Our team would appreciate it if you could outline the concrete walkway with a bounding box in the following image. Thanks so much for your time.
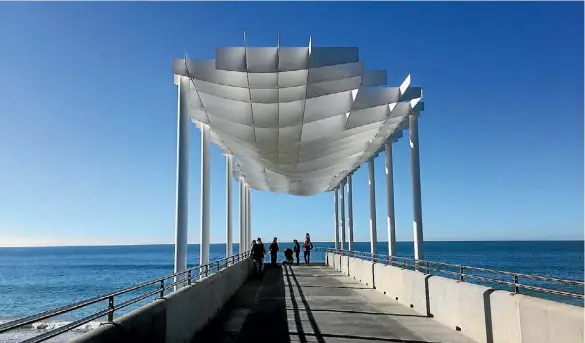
[192,264,477,343]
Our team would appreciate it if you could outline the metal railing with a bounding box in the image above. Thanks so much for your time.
[0,251,251,343]
[324,248,584,302]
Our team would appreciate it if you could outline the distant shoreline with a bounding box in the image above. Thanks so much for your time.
[1,239,583,248]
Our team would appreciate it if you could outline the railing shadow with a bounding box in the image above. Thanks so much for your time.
[285,264,326,343]
[284,265,439,343]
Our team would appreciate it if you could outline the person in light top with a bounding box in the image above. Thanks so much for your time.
[303,233,314,266]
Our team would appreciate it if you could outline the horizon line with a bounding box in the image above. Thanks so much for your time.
[0,238,583,248]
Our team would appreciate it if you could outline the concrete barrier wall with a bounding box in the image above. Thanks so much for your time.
[348,257,374,288]
[334,256,584,343]
[428,276,491,343]
[489,290,523,343]
[326,252,335,268]
[489,289,584,343]
[373,263,403,300]
[340,255,349,275]
[517,293,583,343]
[69,259,252,343]
[371,263,429,315]
[334,254,343,272]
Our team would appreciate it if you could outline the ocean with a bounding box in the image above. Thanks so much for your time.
[0,241,583,343]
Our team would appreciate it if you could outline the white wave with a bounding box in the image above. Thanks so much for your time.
[0,319,102,334]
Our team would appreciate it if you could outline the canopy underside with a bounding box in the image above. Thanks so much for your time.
[172,44,424,196]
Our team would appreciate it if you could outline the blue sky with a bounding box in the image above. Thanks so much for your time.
[0,2,582,246]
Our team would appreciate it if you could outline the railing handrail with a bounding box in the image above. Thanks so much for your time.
[322,248,584,300]
[0,251,251,342]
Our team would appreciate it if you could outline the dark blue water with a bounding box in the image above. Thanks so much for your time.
[0,241,582,342]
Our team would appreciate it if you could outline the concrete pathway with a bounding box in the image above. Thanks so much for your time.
[192,264,477,343]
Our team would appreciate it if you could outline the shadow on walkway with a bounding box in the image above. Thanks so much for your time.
[192,264,453,343]
[191,264,290,343]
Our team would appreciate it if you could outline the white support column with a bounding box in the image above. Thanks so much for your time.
[340,181,346,250]
[368,158,377,256]
[173,76,190,289]
[200,124,211,267]
[347,174,354,252]
[384,141,397,257]
[409,115,424,261]
[244,185,248,252]
[239,179,244,254]
[247,187,251,251]
[333,188,340,250]
[226,155,233,258]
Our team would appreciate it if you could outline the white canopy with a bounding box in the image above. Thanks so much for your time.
[172,44,424,196]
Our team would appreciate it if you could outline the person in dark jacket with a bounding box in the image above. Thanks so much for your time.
[269,237,279,266]
[252,238,265,273]
[293,239,301,266]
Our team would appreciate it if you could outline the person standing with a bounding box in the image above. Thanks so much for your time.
[269,237,279,266]
[303,233,313,266]
[252,238,265,274]
[293,239,301,266]
[257,238,266,271]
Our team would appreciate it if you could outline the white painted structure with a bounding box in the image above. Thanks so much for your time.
[225,155,233,257]
[170,38,425,287]
[346,173,354,252]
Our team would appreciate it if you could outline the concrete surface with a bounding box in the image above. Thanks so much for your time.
[517,292,584,343]
[193,263,477,343]
[348,257,374,288]
[372,263,430,316]
[427,276,491,343]
[68,259,251,343]
[340,255,349,276]
[331,253,585,343]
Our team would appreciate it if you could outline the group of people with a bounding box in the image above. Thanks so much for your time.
[250,233,314,274]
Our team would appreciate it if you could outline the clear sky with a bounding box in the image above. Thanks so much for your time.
[0,2,583,247]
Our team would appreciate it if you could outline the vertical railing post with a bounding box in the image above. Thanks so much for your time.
[187,270,192,285]
[205,265,209,278]
[426,262,430,275]
[159,280,165,298]
[513,275,519,294]
[107,296,114,322]
[459,267,464,282]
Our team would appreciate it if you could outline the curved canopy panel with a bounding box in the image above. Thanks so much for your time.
[172,43,424,196]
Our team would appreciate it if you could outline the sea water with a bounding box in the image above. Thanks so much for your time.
[0,241,583,342]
